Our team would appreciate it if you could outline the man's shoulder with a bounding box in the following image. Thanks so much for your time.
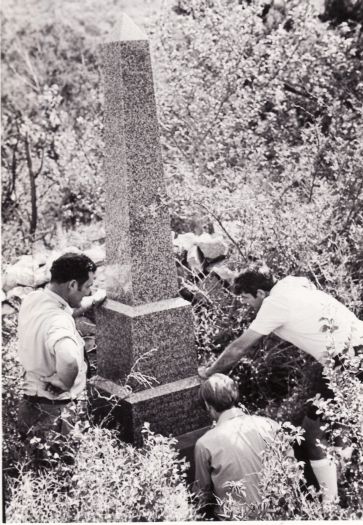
[20,289,72,323]
[250,415,279,433]
[272,276,316,296]
[196,425,220,449]
[19,288,47,314]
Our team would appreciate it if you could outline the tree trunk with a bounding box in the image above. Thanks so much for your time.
[24,134,37,236]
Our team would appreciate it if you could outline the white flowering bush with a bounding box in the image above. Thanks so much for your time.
[6,424,198,522]
[221,421,359,521]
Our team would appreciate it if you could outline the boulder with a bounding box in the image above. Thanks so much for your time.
[186,245,204,274]
[7,286,34,301]
[17,255,35,266]
[47,246,82,268]
[3,263,37,290]
[2,302,16,316]
[35,265,51,287]
[1,290,6,302]
[173,232,198,254]
[196,233,228,260]
[207,261,237,285]
[84,245,106,266]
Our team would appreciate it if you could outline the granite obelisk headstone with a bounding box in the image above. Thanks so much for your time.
[94,14,209,445]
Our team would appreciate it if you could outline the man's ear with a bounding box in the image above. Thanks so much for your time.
[68,279,78,292]
[256,289,268,299]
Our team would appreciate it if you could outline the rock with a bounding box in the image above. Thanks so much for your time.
[35,265,51,286]
[94,266,107,289]
[84,245,106,266]
[34,252,50,267]
[207,261,237,285]
[3,264,36,290]
[186,245,204,274]
[61,246,81,255]
[75,316,96,337]
[2,302,16,316]
[196,233,228,260]
[46,247,82,272]
[1,290,6,302]
[173,232,198,254]
[7,286,34,301]
[17,255,35,266]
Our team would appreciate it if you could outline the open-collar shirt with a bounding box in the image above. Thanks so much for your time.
[18,287,87,400]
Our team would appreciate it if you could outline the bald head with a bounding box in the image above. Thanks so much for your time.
[199,373,239,413]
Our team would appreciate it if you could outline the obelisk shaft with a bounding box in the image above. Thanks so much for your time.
[102,20,178,306]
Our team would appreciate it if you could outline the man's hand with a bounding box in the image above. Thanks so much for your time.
[40,373,70,396]
[91,289,107,307]
[73,289,107,318]
[198,366,211,380]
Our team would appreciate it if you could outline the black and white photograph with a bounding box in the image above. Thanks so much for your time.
[2,0,363,521]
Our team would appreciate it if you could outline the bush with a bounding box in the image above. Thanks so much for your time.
[5,425,198,522]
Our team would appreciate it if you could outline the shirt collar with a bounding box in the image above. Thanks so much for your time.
[216,406,246,426]
[44,286,73,315]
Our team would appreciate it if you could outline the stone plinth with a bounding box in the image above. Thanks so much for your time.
[96,297,197,384]
[92,376,211,446]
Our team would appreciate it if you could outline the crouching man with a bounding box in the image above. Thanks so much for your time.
[194,373,279,518]
[17,252,104,466]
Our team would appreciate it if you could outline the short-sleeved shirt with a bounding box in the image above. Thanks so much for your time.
[249,276,363,364]
[18,287,87,400]
[194,407,278,514]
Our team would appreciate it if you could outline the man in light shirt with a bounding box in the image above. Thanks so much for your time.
[198,269,363,503]
[194,373,279,518]
[17,252,102,461]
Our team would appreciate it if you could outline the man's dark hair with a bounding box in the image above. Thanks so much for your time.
[233,268,275,297]
[199,374,239,412]
[50,253,96,286]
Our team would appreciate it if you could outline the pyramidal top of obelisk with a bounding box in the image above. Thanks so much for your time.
[107,13,147,43]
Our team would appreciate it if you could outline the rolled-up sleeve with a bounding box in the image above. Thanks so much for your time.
[249,295,289,335]
[45,314,78,355]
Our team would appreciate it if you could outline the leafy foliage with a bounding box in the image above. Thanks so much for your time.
[155,0,363,311]
[2,0,363,521]
[5,424,197,522]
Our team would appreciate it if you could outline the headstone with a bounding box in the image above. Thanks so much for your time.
[94,14,210,445]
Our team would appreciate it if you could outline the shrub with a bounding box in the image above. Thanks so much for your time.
[5,425,198,522]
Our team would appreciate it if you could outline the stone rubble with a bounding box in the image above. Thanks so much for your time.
[2,231,234,316]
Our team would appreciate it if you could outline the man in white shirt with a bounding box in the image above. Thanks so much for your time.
[198,269,363,503]
[194,373,279,518]
[17,252,100,463]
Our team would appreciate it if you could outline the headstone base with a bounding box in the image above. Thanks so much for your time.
[90,375,211,446]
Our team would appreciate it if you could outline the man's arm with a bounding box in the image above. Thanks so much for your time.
[198,328,263,379]
[41,338,79,395]
[194,441,214,509]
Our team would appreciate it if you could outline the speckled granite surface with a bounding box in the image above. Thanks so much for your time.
[101,33,178,305]
[96,16,205,442]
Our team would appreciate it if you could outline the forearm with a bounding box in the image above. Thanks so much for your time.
[56,361,78,389]
[54,338,79,389]
[206,339,247,376]
[204,329,263,377]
